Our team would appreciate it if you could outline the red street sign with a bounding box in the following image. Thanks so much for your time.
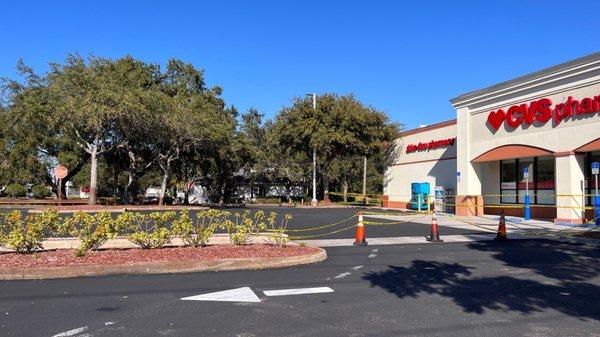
[54,165,68,180]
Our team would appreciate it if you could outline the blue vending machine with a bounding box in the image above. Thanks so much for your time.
[410,182,430,211]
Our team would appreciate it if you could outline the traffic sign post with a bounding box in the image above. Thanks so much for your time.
[592,162,600,226]
[523,167,531,221]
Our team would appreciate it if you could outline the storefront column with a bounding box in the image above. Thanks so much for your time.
[455,107,484,216]
[554,153,586,223]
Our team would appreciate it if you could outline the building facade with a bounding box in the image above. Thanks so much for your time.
[384,52,600,224]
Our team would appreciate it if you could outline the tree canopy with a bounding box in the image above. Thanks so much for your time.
[1,55,401,205]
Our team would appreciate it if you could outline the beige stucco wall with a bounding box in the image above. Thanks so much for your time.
[384,123,457,202]
[453,54,600,221]
[468,84,600,158]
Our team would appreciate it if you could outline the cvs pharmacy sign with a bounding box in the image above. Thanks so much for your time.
[487,95,600,131]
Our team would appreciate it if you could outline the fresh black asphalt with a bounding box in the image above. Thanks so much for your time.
[1,238,599,336]
[1,207,598,336]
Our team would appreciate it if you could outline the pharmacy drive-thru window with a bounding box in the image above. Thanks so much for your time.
[384,52,600,224]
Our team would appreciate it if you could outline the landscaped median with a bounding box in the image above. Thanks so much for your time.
[0,243,326,280]
[0,209,327,280]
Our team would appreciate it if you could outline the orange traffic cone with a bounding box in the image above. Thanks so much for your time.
[494,210,509,241]
[353,212,368,246]
[427,213,444,242]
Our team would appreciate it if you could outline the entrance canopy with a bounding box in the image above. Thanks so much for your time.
[575,137,600,152]
[472,144,554,163]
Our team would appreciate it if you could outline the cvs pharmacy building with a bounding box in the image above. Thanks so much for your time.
[384,52,600,224]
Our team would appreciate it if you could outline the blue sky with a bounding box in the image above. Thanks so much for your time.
[2,0,600,130]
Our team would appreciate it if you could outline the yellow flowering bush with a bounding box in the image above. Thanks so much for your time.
[126,211,175,249]
[172,209,226,247]
[1,210,60,253]
[263,212,292,247]
[61,212,120,256]
[220,210,268,245]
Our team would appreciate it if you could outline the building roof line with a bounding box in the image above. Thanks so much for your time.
[400,119,457,137]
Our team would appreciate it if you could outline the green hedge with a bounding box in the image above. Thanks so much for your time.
[32,185,52,199]
[4,183,27,198]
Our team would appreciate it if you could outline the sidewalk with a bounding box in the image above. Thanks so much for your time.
[364,212,598,235]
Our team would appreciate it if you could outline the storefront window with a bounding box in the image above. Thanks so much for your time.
[500,160,517,203]
[500,157,555,205]
[536,156,555,205]
[585,151,600,206]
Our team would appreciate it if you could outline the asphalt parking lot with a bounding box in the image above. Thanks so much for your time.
[1,207,598,336]
[1,238,599,336]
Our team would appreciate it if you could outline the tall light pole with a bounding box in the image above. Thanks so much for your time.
[306,93,318,206]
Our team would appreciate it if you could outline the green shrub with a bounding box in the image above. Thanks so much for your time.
[0,212,6,247]
[126,211,175,249]
[253,197,281,204]
[220,210,268,245]
[172,209,225,247]
[4,183,27,198]
[61,212,121,256]
[1,210,59,253]
[31,185,52,199]
[263,212,292,247]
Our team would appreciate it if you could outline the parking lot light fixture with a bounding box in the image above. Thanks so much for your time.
[306,93,318,206]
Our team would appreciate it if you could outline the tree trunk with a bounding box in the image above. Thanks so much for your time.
[159,167,169,206]
[89,147,98,205]
[323,176,330,204]
[184,187,190,205]
[125,172,135,204]
[343,179,348,202]
[60,181,68,199]
[219,181,226,205]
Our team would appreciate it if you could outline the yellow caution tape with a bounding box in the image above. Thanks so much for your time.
[288,224,358,240]
[272,214,357,233]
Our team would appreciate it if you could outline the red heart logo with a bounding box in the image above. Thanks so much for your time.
[487,109,506,131]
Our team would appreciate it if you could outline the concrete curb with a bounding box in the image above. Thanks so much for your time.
[0,247,327,281]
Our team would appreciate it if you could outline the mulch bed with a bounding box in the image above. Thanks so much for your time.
[0,245,320,269]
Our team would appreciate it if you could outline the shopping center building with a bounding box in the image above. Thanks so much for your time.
[383,52,600,223]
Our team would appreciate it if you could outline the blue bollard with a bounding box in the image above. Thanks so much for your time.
[595,195,600,226]
[524,194,531,221]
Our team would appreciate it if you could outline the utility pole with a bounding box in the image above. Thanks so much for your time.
[307,93,318,206]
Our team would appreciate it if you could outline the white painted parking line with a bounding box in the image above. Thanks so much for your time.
[51,326,88,337]
[263,287,334,297]
[351,265,364,270]
[181,287,261,303]
[333,272,351,279]
[368,253,378,258]
[298,234,537,247]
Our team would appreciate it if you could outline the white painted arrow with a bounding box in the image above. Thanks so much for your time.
[263,287,334,297]
[181,287,261,303]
